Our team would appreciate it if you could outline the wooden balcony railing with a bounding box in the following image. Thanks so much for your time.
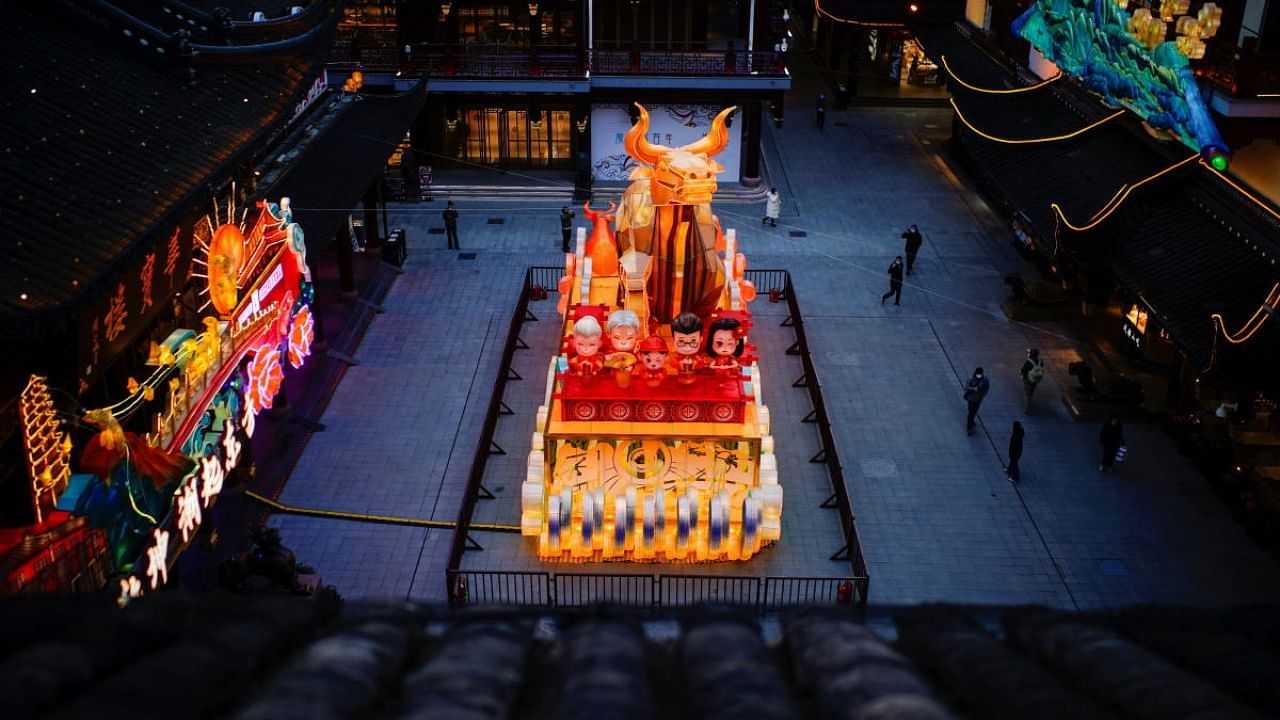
[327,46,788,79]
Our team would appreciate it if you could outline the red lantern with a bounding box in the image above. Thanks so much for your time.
[836,580,853,604]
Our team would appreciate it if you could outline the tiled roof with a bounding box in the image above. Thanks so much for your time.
[1106,177,1280,383]
[917,24,1178,241]
[0,6,316,323]
[920,22,1280,385]
[4,596,1280,719]
[264,84,428,255]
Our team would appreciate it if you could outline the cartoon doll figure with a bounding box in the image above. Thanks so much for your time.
[604,309,640,387]
[669,312,705,383]
[637,335,670,387]
[568,315,604,377]
[705,317,745,372]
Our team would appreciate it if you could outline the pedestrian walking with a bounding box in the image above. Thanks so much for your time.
[560,205,575,252]
[816,94,826,129]
[880,256,904,306]
[901,224,923,275]
[1099,413,1125,472]
[443,201,460,250]
[1019,348,1046,413]
[963,367,990,435]
[1007,421,1025,482]
[763,188,781,227]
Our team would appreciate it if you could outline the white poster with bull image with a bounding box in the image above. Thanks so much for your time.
[591,104,742,182]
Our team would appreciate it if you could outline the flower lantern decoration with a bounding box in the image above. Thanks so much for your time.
[288,306,314,369]
[244,345,283,415]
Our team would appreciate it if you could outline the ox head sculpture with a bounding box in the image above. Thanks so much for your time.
[624,104,736,207]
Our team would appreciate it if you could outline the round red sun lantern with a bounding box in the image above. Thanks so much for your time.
[245,345,284,414]
[288,305,314,369]
[208,224,246,316]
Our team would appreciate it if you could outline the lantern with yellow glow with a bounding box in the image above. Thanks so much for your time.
[520,106,783,563]
[207,223,246,316]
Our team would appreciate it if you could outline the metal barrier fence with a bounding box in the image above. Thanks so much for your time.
[446,268,870,613]
[449,570,866,611]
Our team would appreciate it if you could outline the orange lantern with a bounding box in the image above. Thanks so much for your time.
[207,224,246,316]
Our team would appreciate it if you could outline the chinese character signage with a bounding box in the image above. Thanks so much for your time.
[78,225,194,391]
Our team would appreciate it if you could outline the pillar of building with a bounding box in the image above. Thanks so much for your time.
[741,102,762,188]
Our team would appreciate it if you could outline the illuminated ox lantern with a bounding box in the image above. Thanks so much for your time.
[616,104,736,324]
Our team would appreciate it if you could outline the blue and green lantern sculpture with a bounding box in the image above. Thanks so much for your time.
[1014,0,1230,169]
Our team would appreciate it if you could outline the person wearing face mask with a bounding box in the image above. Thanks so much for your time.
[962,367,990,435]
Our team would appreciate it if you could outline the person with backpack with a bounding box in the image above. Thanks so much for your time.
[1020,348,1046,413]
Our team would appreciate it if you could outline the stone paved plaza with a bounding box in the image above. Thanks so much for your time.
[268,85,1280,608]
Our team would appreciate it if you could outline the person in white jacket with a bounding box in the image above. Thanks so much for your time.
[763,188,781,227]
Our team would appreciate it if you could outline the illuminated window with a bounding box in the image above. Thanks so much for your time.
[1126,303,1148,334]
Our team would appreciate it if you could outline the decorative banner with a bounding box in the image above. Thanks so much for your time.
[591,104,742,181]
[78,225,195,393]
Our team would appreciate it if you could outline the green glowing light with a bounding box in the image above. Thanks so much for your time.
[1209,154,1229,172]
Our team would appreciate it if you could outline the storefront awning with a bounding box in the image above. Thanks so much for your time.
[264,83,428,254]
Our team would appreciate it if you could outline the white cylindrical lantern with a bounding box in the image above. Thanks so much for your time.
[709,496,724,550]
[614,495,628,548]
[625,487,637,529]
[548,495,562,551]
[655,487,666,540]
[642,493,655,548]
[581,490,594,544]
[560,487,573,535]
[676,496,691,549]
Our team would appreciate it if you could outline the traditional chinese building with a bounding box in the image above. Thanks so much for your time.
[0,2,361,595]
[911,5,1280,401]
[326,0,792,196]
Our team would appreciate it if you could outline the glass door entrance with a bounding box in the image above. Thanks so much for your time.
[457,107,572,169]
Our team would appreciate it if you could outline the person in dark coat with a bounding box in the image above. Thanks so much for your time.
[963,367,990,435]
[1007,421,1024,482]
[1099,413,1125,471]
[901,225,923,275]
[560,206,574,252]
[816,94,826,129]
[443,201,460,250]
[880,256,905,306]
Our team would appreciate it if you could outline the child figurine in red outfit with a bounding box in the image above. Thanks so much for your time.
[637,335,670,387]
[568,315,605,377]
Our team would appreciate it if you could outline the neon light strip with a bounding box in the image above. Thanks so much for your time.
[1089,183,1129,223]
[1198,158,1280,222]
[941,55,1062,93]
[952,98,1125,144]
[1052,154,1199,231]
[163,314,276,455]
[814,0,904,28]
[1212,283,1279,344]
